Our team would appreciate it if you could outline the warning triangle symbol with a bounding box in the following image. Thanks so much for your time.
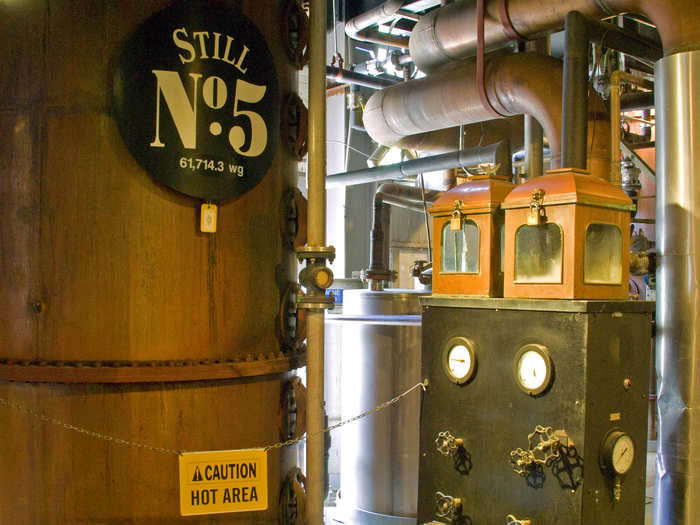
[192,467,203,482]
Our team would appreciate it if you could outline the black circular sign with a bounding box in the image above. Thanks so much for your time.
[113,1,279,201]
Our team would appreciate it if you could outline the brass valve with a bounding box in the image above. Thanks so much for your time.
[506,514,532,525]
[435,430,464,456]
[509,425,573,476]
[434,491,462,521]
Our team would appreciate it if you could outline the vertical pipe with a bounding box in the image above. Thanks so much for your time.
[609,71,653,186]
[655,49,700,525]
[308,2,327,247]
[524,38,548,179]
[524,116,544,178]
[307,0,327,523]
[561,11,588,170]
[610,73,622,186]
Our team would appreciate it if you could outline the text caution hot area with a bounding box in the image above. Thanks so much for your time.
[178,448,268,516]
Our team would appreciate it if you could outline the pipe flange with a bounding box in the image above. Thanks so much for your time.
[361,268,397,282]
[296,294,335,310]
[296,245,336,263]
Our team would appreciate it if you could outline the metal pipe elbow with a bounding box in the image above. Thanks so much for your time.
[345,0,410,48]
[363,53,563,166]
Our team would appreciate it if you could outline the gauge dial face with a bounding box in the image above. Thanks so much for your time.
[442,337,476,385]
[448,345,472,379]
[610,434,635,475]
[514,344,552,395]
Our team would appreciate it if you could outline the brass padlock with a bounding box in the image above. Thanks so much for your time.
[450,201,464,231]
[527,189,546,226]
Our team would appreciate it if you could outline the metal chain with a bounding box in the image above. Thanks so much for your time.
[264,379,428,451]
[0,397,182,455]
[0,379,429,456]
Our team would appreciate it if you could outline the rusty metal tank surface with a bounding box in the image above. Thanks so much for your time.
[0,1,298,523]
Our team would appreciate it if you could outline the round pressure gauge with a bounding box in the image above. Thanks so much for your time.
[442,337,477,385]
[600,430,635,475]
[513,344,553,395]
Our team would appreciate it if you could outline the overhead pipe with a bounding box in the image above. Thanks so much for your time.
[621,92,655,111]
[408,0,695,73]
[345,0,411,49]
[364,183,442,290]
[363,53,564,167]
[382,117,525,154]
[326,142,511,188]
[326,66,400,90]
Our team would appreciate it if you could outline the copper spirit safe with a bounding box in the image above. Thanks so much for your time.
[418,296,653,525]
[501,168,634,299]
[429,174,514,296]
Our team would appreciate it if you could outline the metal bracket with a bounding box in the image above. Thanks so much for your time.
[280,376,307,440]
[279,467,307,525]
[282,93,308,160]
[281,0,309,70]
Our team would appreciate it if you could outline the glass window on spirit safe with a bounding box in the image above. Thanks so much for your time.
[584,223,623,284]
[514,223,563,283]
[441,220,480,273]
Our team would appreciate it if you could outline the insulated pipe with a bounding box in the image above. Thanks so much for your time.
[363,53,563,167]
[306,0,326,521]
[326,142,511,188]
[655,49,700,525]
[385,117,525,154]
[408,0,699,73]
[345,0,410,49]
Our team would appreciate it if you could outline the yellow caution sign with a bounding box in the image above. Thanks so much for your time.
[179,448,268,516]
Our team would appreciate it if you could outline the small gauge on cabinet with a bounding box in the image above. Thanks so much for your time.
[600,429,635,476]
[442,337,477,385]
[513,344,553,395]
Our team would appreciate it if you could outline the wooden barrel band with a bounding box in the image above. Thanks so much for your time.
[0,350,306,384]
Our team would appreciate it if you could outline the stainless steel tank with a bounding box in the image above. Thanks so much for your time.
[331,289,425,524]
[324,278,367,503]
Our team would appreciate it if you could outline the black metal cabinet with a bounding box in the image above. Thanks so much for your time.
[418,297,653,525]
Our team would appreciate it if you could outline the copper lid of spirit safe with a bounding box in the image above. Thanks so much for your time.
[501,168,634,300]
[429,173,514,297]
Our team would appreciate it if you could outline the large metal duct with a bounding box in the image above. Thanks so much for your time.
[409,0,700,73]
[654,50,700,525]
[378,117,525,153]
[363,53,563,167]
